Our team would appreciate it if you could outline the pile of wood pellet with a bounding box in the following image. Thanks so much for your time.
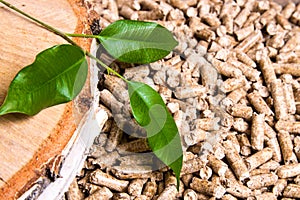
[64,0,300,199]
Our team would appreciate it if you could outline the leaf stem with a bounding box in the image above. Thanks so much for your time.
[86,52,128,82]
[66,33,100,39]
[0,0,77,47]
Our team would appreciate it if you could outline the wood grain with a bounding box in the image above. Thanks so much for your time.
[0,0,82,198]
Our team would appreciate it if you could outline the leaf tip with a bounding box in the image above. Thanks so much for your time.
[171,154,183,191]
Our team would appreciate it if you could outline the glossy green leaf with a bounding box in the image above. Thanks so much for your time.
[0,44,88,115]
[128,81,183,188]
[98,20,178,64]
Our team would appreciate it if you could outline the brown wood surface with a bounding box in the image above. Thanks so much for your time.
[0,0,87,199]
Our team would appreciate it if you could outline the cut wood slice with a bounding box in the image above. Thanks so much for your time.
[0,1,107,199]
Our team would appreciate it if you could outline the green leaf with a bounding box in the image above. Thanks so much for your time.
[0,44,88,116]
[98,20,178,64]
[128,81,183,188]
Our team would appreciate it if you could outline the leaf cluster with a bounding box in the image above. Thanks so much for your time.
[0,2,183,188]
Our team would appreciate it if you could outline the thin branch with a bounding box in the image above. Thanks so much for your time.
[86,52,128,82]
[66,33,100,39]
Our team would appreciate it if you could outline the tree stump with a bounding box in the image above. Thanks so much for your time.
[0,0,106,199]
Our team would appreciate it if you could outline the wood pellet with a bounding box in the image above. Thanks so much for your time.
[63,0,300,199]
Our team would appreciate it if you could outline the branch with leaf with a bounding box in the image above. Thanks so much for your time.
[0,0,183,188]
